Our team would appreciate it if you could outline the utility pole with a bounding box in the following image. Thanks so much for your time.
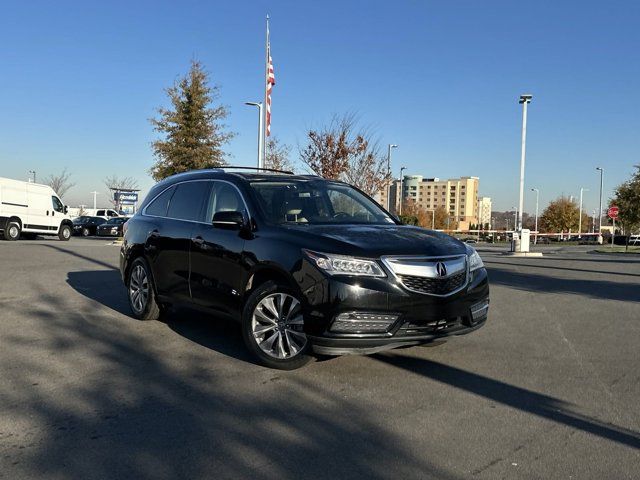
[387,144,398,211]
[245,102,264,168]
[90,191,100,210]
[596,167,604,237]
[399,166,407,215]
[578,187,589,237]
[517,94,532,231]
[531,188,539,244]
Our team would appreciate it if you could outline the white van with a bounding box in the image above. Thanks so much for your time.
[0,177,73,241]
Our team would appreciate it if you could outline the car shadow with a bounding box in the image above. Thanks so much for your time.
[485,265,640,303]
[371,352,640,450]
[66,269,256,365]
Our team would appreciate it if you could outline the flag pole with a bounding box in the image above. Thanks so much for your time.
[262,14,270,169]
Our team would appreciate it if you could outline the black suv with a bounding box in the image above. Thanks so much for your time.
[120,169,489,369]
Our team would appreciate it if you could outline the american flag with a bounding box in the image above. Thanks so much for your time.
[265,45,275,136]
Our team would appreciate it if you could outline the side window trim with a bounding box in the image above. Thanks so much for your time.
[142,179,252,224]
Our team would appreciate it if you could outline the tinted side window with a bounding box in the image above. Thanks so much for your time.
[205,182,245,222]
[145,186,175,217]
[167,182,209,222]
[97,210,105,216]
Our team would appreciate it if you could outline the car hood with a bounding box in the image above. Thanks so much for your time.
[282,224,467,257]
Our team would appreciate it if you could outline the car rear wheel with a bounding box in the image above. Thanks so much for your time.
[82,227,90,237]
[127,257,162,321]
[242,281,312,370]
[4,222,21,241]
[58,224,72,241]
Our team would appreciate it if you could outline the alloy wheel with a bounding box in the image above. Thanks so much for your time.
[129,265,149,314]
[9,225,19,239]
[251,293,307,359]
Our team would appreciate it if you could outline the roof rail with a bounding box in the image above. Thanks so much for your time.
[221,166,294,175]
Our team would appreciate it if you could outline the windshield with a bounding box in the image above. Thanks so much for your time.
[250,180,396,225]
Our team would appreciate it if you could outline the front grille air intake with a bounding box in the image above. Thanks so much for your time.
[398,270,467,295]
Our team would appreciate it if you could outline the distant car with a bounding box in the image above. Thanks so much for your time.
[536,237,550,244]
[72,216,106,236]
[96,217,128,237]
[84,208,120,220]
[464,238,477,244]
[629,235,640,246]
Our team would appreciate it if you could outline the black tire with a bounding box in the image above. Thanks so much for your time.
[242,281,312,370]
[82,227,90,237]
[58,224,72,241]
[4,222,21,241]
[127,257,162,321]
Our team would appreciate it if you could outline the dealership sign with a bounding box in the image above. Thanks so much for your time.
[114,192,139,204]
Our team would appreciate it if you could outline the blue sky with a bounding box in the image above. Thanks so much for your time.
[1,0,638,214]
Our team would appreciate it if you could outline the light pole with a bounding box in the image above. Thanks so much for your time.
[596,167,604,236]
[90,191,100,210]
[512,206,518,229]
[245,102,264,168]
[578,187,589,236]
[531,188,539,244]
[28,170,36,183]
[517,94,532,231]
[398,166,407,215]
[386,144,398,211]
[426,210,435,229]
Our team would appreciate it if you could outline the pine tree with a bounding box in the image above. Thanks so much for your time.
[149,61,234,181]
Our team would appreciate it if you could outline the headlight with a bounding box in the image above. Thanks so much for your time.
[466,245,484,272]
[304,250,386,277]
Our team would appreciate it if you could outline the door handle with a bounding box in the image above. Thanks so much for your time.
[150,229,160,238]
[46,210,49,216]
[192,236,205,246]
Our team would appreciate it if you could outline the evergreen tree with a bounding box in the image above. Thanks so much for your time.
[150,61,234,181]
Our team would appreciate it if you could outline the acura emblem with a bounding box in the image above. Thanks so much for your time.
[435,262,447,277]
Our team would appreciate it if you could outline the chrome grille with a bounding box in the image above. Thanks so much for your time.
[382,255,469,296]
[398,270,467,295]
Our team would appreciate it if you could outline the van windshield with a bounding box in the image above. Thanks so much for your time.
[249,180,396,225]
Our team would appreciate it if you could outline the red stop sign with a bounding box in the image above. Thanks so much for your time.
[608,206,619,219]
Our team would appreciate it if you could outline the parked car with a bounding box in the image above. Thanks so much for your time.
[629,235,640,246]
[120,169,490,370]
[96,217,128,237]
[84,208,120,219]
[72,216,107,236]
[0,177,73,241]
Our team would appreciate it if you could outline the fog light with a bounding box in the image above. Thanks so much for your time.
[470,299,490,322]
[330,312,399,333]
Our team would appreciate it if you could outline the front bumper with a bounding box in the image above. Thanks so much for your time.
[297,262,490,355]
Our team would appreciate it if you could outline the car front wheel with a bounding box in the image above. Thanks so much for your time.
[242,281,312,370]
[4,222,21,241]
[58,224,72,241]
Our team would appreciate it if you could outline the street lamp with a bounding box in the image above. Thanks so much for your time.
[426,210,435,229]
[398,166,407,215]
[28,170,36,183]
[578,187,589,236]
[387,144,398,211]
[512,206,518,229]
[245,102,264,168]
[531,188,539,244]
[596,167,604,235]
[517,94,532,232]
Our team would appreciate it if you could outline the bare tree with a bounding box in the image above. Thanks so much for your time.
[265,136,294,172]
[43,168,75,198]
[299,113,389,195]
[299,113,365,180]
[343,141,389,197]
[104,175,139,207]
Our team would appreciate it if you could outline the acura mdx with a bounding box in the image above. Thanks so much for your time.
[120,168,489,369]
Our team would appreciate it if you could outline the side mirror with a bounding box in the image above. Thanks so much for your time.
[64,206,69,214]
[212,211,245,229]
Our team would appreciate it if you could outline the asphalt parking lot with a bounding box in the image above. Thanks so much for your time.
[1,238,639,479]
